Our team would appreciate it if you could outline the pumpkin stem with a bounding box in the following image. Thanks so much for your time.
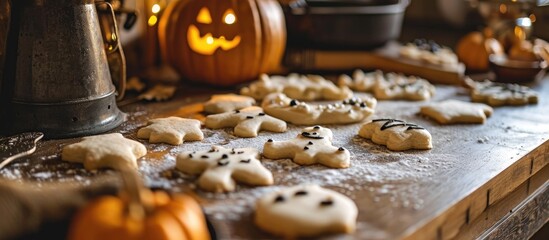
[116,162,153,220]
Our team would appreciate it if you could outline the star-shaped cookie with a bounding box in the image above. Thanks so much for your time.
[263,126,351,168]
[137,117,203,145]
[203,94,256,114]
[205,106,287,137]
[176,146,273,192]
[420,100,493,124]
[61,133,146,170]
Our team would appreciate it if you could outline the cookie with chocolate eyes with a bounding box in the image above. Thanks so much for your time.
[359,118,432,151]
[176,146,273,192]
[263,126,351,168]
[261,93,376,125]
[255,185,358,238]
[205,106,287,137]
[466,79,538,107]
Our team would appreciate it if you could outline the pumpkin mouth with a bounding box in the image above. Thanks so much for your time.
[187,24,241,55]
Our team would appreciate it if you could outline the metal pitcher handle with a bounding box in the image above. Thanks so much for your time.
[96,1,126,101]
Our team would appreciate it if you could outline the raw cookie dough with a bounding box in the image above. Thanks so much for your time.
[255,185,358,238]
[137,117,203,145]
[359,119,432,151]
[420,99,493,124]
[203,94,256,114]
[176,146,273,192]
[205,106,287,137]
[263,126,351,168]
[61,133,146,170]
[261,93,376,125]
[240,73,353,101]
[467,79,538,106]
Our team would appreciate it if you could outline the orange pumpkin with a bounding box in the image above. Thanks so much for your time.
[456,31,503,72]
[68,168,210,240]
[159,0,286,86]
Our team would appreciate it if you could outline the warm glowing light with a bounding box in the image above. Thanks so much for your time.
[152,4,161,14]
[148,15,158,26]
[530,14,537,23]
[516,17,532,27]
[197,7,212,24]
[223,9,236,25]
[514,26,526,40]
[499,4,507,14]
[187,25,241,55]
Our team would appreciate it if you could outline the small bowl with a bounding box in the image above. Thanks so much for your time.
[489,54,547,83]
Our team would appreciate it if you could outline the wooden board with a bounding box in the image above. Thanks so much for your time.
[284,41,466,85]
[1,76,548,239]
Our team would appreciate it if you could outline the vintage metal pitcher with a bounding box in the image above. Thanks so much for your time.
[0,0,126,138]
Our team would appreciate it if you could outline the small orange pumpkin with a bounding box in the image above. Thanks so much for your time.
[158,0,286,86]
[456,31,503,72]
[68,168,210,240]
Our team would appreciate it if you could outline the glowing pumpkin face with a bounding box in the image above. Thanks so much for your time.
[188,7,241,55]
[159,0,286,86]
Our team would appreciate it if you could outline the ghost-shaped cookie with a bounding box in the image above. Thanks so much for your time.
[255,185,358,238]
[263,126,351,168]
[137,117,203,145]
[467,79,538,106]
[261,93,376,125]
[373,72,435,101]
[176,146,273,192]
[358,119,432,151]
[338,69,381,92]
[205,106,287,137]
[240,73,353,101]
[61,133,146,170]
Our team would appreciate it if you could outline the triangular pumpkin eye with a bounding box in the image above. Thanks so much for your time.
[197,7,212,24]
[223,9,236,25]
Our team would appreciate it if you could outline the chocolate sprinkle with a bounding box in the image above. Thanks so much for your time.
[313,126,320,130]
[222,154,228,159]
[235,110,240,113]
[289,100,297,106]
[246,116,254,119]
[304,146,309,150]
[294,190,307,196]
[338,147,345,151]
[274,195,285,203]
[239,159,251,163]
[267,139,273,142]
[308,141,313,145]
[360,102,366,108]
[188,154,193,158]
[301,132,324,139]
[258,113,266,116]
[320,199,334,207]
[217,160,229,166]
[201,155,209,159]
[237,151,244,154]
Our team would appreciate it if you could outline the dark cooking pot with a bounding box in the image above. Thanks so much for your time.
[284,0,410,50]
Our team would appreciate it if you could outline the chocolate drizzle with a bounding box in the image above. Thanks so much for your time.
[372,119,425,131]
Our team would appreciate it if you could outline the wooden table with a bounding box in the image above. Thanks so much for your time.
[1,76,548,240]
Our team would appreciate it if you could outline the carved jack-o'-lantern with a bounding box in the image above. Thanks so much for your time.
[159,0,286,86]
